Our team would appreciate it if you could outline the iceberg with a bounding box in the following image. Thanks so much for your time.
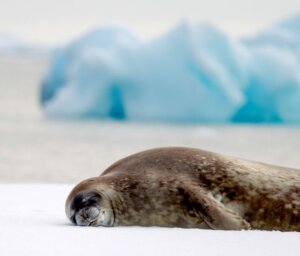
[236,14,300,123]
[40,14,300,123]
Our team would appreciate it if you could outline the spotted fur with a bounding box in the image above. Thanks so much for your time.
[66,147,300,231]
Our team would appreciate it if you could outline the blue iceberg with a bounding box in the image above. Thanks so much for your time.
[40,14,300,123]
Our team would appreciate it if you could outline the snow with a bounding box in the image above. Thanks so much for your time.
[0,184,299,256]
[40,13,300,123]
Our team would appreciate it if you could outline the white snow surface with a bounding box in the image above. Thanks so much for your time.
[0,184,299,256]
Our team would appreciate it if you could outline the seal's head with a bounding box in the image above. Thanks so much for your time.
[65,178,114,227]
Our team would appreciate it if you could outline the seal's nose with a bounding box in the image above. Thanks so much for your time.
[66,190,101,225]
[75,206,100,226]
[81,208,89,219]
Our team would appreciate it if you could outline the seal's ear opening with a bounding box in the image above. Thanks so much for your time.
[69,191,101,225]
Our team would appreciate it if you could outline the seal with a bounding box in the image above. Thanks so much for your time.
[65,147,300,231]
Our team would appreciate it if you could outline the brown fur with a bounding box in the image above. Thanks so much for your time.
[66,147,300,231]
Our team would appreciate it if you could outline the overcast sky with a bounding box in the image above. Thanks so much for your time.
[0,0,300,45]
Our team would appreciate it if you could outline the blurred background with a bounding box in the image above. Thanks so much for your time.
[1,0,300,183]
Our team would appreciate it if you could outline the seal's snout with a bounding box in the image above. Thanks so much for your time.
[67,191,102,226]
[75,206,100,226]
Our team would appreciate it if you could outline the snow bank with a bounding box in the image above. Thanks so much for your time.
[40,14,300,123]
[0,184,299,256]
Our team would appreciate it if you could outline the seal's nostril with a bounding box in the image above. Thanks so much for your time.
[82,209,88,219]
[79,207,100,221]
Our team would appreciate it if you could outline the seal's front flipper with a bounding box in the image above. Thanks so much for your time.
[180,185,251,230]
